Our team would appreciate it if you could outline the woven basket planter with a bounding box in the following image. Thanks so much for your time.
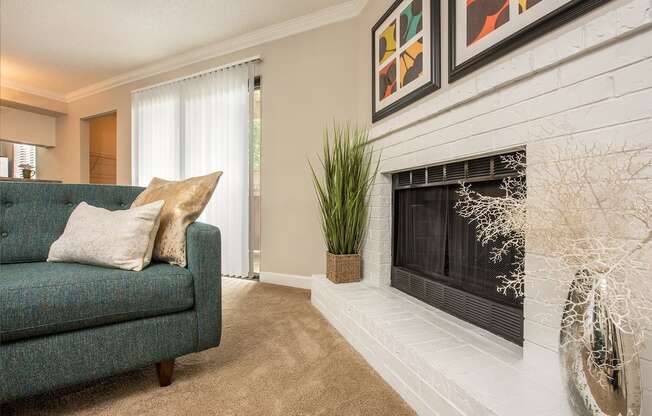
[326,252,361,284]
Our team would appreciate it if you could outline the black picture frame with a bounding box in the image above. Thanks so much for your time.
[448,0,611,82]
[372,0,441,123]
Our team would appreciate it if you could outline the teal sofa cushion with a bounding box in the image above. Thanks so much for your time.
[0,262,195,342]
[0,182,144,264]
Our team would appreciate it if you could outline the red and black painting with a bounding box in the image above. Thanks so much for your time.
[372,0,441,122]
[378,60,397,101]
[466,0,509,46]
[450,0,610,82]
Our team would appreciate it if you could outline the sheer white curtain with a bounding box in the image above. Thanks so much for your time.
[131,84,181,183]
[132,63,253,277]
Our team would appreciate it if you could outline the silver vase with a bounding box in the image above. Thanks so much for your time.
[559,274,641,416]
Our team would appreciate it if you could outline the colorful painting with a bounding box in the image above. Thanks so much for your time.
[466,0,509,46]
[519,0,544,13]
[449,0,610,82]
[379,61,398,100]
[379,21,397,64]
[400,0,423,46]
[400,38,423,87]
[372,0,440,122]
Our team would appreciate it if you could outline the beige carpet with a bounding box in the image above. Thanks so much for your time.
[3,278,415,416]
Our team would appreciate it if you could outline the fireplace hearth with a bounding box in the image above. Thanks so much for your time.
[391,153,524,344]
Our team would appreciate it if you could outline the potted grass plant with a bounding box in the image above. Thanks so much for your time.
[309,124,378,283]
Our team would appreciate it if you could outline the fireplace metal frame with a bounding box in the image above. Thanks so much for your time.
[390,151,525,345]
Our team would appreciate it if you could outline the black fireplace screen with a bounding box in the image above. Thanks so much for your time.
[392,156,524,344]
[394,182,519,308]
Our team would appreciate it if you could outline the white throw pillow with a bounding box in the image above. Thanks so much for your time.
[48,200,165,271]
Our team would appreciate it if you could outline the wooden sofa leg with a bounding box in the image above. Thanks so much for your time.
[156,359,175,387]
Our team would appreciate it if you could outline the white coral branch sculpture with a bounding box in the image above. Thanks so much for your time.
[455,143,652,380]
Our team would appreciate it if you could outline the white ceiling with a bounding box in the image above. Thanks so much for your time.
[0,0,354,99]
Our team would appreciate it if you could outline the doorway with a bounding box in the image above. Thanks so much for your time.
[88,113,117,184]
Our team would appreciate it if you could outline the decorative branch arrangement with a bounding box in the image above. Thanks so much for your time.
[455,143,652,382]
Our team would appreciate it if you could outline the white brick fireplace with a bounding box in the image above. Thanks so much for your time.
[312,0,652,414]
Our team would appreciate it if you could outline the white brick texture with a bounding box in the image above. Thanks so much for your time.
[350,1,652,414]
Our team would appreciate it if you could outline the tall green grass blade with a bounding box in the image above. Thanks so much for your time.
[309,123,379,255]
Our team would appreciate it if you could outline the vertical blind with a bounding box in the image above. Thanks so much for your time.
[132,63,254,277]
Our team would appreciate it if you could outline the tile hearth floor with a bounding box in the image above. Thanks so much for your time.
[312,276,574,416]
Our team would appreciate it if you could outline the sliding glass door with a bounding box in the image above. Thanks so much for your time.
[250,81,261,276]
[132,62,257,278]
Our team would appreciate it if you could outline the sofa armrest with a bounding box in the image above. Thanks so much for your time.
[186,222,221,351]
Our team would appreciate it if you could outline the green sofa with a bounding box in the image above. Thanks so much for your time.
[0,181,222,401]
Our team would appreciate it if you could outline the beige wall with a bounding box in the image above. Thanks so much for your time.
[0,105,56,147]
[45,18,360,277]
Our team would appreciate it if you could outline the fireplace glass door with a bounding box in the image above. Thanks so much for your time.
[394,182,519,308]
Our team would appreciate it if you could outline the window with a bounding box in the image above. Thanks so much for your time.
[132,63,255,278]
[250,78,261,275]
[14,143,36,178]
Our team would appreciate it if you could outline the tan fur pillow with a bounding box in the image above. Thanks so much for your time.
[131,172,222,267]
[47,200,165,271]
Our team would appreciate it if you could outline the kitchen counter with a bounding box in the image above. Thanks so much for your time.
[0,177,62,183]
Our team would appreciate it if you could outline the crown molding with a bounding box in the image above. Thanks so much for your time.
[0,78,67,102]
[62,0,368,102]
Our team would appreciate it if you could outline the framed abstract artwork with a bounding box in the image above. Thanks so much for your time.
[372,0,441,122]
[449,0,610,82]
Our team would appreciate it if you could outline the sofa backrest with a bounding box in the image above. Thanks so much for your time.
[0,182,144,264]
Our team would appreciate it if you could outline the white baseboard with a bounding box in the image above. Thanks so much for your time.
[259,272,312,290]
